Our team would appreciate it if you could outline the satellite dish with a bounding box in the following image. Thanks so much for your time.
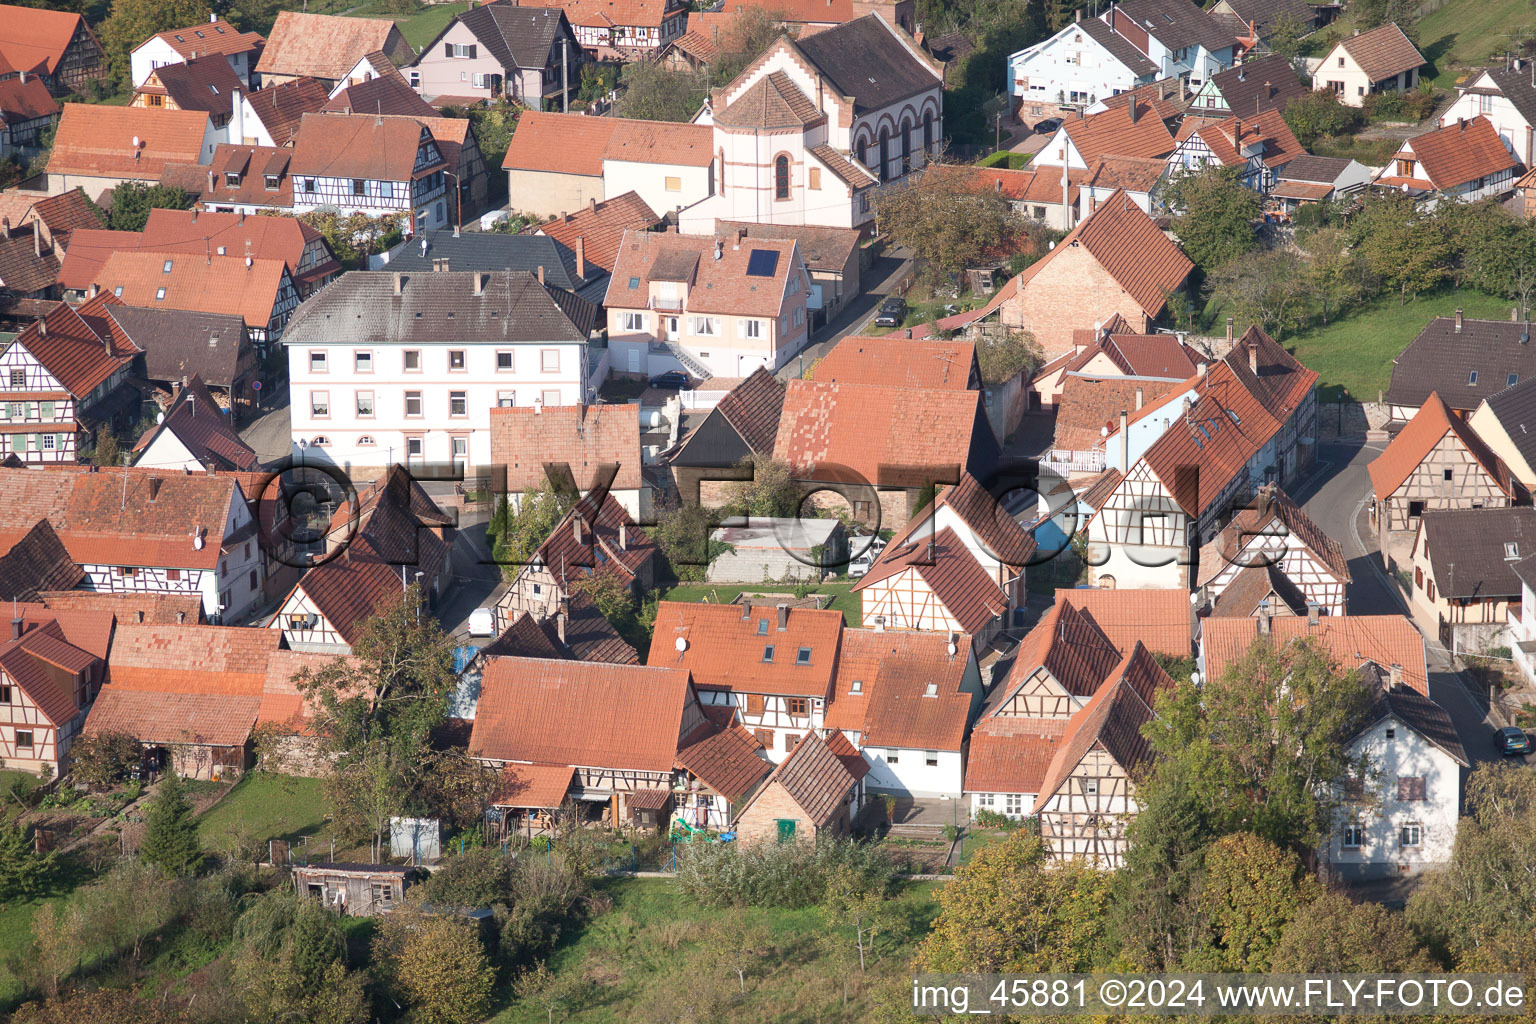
[131,135,141,148]
[156,412,165,424]
[193,533,204,550]
[674,636,688,653]
[1190,671,1202,687]
[946,641,958,657]
[244,256,253,267]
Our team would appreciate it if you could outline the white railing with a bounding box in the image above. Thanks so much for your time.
[1040,449,1105,474]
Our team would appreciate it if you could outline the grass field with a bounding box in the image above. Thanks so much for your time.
[488,877,941,1023]
[657,581,861,624]
[1416,0,1536,89]
[197,773,329,851]
[1286,288,1514,401]
[293,0,471,51]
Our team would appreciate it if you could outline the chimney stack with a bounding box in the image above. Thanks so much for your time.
[1129,99,1138,124]
[135,609,144,623]
[32,220,41,258]
[148,477,162,501]
[9,615,20,641]
[1306,600,1319,626]
[1248,338,1259,374]
[1258,600,1272,634]
[1135,386,1143,410]
[575,235,587,280]
[740,600,751,620]
[472,272,484,296]
[1120,409,1129,470]
[1226,317,1234,344]
[1389,663,1403,689]
[573,514,585,545]
[556,595,569,643]
[177,610,186,624]
[1455,308,1464,333]
[776,603,789,631]
[619,522,628,550]
[392,272,403,296]
[537,265,545,285]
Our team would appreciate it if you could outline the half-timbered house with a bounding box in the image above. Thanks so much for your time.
[731,729,869,845]
[1384,311,1536,424]
[1372,115,1519,203]
[1164,106,1305,192]
[1409,506,1536,654]
[1369,391,1521,536]
[1033,642,1173,867]
[0,605,108,775]
[0,468,265,622]
[91,250,300,350]
[469,656,705,828]
[853,471,1037,646]
[290,113,449,232]
[493,492,655,630]
[823,628,982,797]
[271,466,454,653]
[672,706,773,830]
[1087,327,1317,589]
[1196,483,1350,617]
[0,294,140,464]
[0,5,106,96]
[648,601,843,764]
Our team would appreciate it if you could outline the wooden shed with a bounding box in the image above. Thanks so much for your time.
[294,863,420,916]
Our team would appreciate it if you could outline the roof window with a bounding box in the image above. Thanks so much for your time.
[162,259,173,272]
[796,647,811,665]
[1469,370,1479,385]
[762,645,774,662]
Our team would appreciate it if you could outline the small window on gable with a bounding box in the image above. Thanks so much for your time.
[762,645,774,662]
[1444,468,1454,481]
[795,647,811,665]
[1469,370,1479,385]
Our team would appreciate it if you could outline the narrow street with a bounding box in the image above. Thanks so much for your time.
[776,245,913,379]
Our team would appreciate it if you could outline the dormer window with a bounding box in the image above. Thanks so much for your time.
[225,172,240,187]
[265,174,280,190]
[1507,542,1521,559]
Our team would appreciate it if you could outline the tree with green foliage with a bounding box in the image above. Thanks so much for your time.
[1349,192,1454,303]
[618,61,707,122]
[98,0,206,77]
[1280,89,1363,148]
[139,769,200,875]
[731,453,802,519]
[1407,764,1536,971]
[64,729,138,788]
[292,210,404,269]
[490,479,576,579]
[650,497,722,582]
[708,6,787,86]
[1272,890,1433,972]
[1264,14,1307,61]
[103,181,190,232]
[232,890,366,1024]
[823,861,895,972]
[1162,165,1261,274]
[90,428,122,468]
[1142,636,1371,855]
[1301,226,1372,325]
[1182,832,1319,972]
[1448,200,1536,319]
[0,819,53,901]
[873,164,1029,278]
[374,909,496,1024]
[974,325,1043,384]
[1209,249,1312,339]
[916,831,1110,971]
[576,63,620,107]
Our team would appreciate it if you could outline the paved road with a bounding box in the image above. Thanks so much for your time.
[1301,441,1503,776]
[776,246,913,379]
[241,391,294,463]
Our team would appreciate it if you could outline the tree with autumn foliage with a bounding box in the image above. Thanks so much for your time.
[872,164,1030,278]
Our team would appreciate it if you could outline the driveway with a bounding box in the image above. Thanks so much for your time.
[776,246,913,379]
[1302,441,1503,777]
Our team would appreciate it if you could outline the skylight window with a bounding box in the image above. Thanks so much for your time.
[1510,374,1520,388]
[757,619,768,635]
[162,259,174,272]
[628,276,640,289]
[762,645,775,662]
[745,249,780,277]
[1469,370,1479,385]
[796,647,811,665]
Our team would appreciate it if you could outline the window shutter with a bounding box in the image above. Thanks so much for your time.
[467,43,477,58]
[444,42,453,58]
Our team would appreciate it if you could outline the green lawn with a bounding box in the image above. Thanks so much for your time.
[1416,0,1536,89]
[1285,288,1514,401]
[198,772,328,852]
[489,877,941,1023]
[657,581,861,624]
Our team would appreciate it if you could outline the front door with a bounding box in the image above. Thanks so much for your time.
[665,316,679,341]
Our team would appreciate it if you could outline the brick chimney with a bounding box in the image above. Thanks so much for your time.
[1455,308,1464,333]
[556,595,569,643]
[1389,663,1403,689]
[573,514,584,545]
[1248,337,1259,374]
[575,235,587,280]
[1306,600,1320,626]
[148,477,162,501]
[392,272,403,296]
[740,600,751,619]
[776,603,789,631]
[1226,317,1234,344]
[1258,600,1271,634]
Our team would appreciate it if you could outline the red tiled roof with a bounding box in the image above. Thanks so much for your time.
[824,628,974,750]
[291,113,444,183]
[503,111,619,175]
[1192,108,1305,171]
[56,228,143,291]
[0,5,93,76]
[879,471,1038,568]
[809,145,876,189]
[676,714,771,801]
[13,294,139,398]
[1195,484,1349,588]
[1036,642,1171,801]
[24,188,102,240]
[490,403,642,493]
[35,590,202,625]
[852,526,1008,634]
[0,619,95,728]
[1085,155,1169,194]
[256,11,407,81]
[715,71,825,130]
[647,600,843,698]
[1053,375,1180,450]
[1338,22,1425,83]
[1064,189,1193,316]
[244,76,329,146]
[965,716,1070,793]
[493,762,575,808]
[469,656,696,772]
[550,0,681,31]
[1202,613,1429,696]
[152,19,264,61]
[530,491,654,589]
[813,335,976,390]
[140,208,334,283]
[1000,600,1122,700]
[745,729,863,826]
[92,250,289,331]
[1369,391,1517,502]
[85,688,259,748]
[1055,587,1192,658]
[774,378,987,487]
[1395,115,1519,191]
[605,118,714,167]
[1059,101,1177,163]
[0,519,83,600]
[537,191,663,274]
[714,366,786,452]
[133,374,260,471]
[49,104,209,180]
[606,230,800,319]
[0,74,58,126]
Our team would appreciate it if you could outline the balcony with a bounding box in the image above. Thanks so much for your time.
[650,297,683,312]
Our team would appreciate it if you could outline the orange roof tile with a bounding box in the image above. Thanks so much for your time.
[13,294,139,398]
[877,470,1038,568]
[48,104,209,181]
[605,117,714,167]
[1054,586,1192,657]
[490,403,643,493]
[291,113,444,182]
[503,111,619,175]
[1059,102,1177,164]
[256,11,408,81]
[1192,108,1306,171]
[742,729,865,825]
[536,191,662,273]
[813,335,977,390]
[1065,189,1193,315]
[85,688,259,748]
[1395,115,1519,191]
[469,656,696,772]
[825,628,974,750]
[675,712,771,800]
[851,526,1009,634]
[92,250,289,331]
[965,716,1070,793]
[1035,642,1170,800]
[648,600,843,698]
[0,4,93,76]
[1369,391,1517,502]
[1201,613,1429,696]
[550,0,681,30]
[493,762,576,807]
[152,19,264,61]
[606,230,800,318]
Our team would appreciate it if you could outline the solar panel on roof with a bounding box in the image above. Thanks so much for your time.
[745,249,779,277]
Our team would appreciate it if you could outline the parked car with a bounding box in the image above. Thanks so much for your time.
[466,607,496,638]
[1034,117,1062,134]
[1497,726,1533,756]
[874,296,907,328]
[648,371,690,389]
[846,535,887,577]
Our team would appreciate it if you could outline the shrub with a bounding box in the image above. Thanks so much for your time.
[496,856,591,966]
[676,836,897,909]
[971,809,1023,831]
[415,847,514,908]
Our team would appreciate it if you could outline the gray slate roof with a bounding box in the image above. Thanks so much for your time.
[1481,66,1536,129]
[1110,0,1237,55]
[796,17,939,114]
[1209,53,1307,115]
[1079,18,1159,79]
[1481,373,1536,473]
[454,4,569,71]
[1277,153,1357,184]
[106,306,249,388]
[1360,675,1468,767]
[383,230,591,291]
[1420,506,1536,599]
[282,270,595,345]
[1384,317,1536,413]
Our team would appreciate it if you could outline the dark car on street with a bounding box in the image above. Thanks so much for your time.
[1497,726,1533,756]
[648,371,690,389]
[874,296,907,328]
[1034,117,1062,134]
